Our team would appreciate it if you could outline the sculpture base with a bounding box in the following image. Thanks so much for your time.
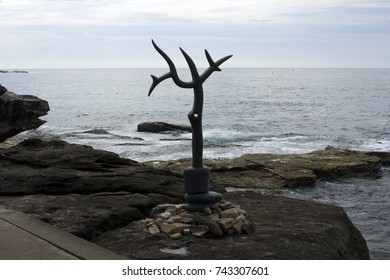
[185,191,223,212]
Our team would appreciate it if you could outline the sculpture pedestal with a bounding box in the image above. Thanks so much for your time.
[184,166,223,211]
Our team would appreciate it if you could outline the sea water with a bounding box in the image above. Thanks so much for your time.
[1,68,389,258]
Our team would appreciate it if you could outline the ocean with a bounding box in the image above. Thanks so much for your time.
[1,68,389,258]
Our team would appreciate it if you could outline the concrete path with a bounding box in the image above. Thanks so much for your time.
[0,205,127,260]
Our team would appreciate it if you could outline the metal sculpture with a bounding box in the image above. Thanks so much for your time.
[148,40,232,211]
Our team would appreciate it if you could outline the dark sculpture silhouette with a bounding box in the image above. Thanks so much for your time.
[148,40,232,211]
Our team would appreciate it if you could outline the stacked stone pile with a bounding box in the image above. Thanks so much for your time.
[143,201,254,240]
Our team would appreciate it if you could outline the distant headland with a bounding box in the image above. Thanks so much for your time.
[0,69,29,73]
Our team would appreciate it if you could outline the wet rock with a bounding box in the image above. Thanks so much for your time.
[137,121,192,134]
[0,91,49,142]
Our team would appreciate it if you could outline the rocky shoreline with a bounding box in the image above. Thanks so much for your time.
[1,137,388,259]
[1,88,388,259]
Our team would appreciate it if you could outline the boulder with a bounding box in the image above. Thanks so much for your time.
[137,121,192,133]
[0,91,50,142]
[153,147,383,189]
[0,84,6,96]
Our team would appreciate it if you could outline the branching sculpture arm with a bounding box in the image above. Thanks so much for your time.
[200,50,233,83]
[148,40,232,96]
[148,40,194,97]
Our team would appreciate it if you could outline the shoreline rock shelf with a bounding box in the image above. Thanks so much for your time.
[153,147,385,189]
[0,138,383,259]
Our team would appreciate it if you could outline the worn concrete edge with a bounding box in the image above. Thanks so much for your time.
[0,205,127,260]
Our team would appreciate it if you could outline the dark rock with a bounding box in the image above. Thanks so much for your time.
[153,147,382,189]
[367,151,390,166]
[0,192,181,240]
[0,138,185,198]
[0,91,50,142]
[0,84,7,96]
[137,122,192,134]
[93,191,369,259]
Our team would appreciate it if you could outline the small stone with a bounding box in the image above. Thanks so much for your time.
[154,217,163,226]
[143,218,154,225]
[232,221,243,234]
[183,228,191,235]
[236,214,245,222]
[175,204,186,210]
[166,206,177,214]
[220,202,232,210]
[171,222,191,232]
[181,217,194,224]
[150,204,173,217]
[204,207,213,215]
[207,213,220,222]
[202,219,224,237]
[169,215,182,222]
[148,224,160,235]
[217,217,235,233]
[169,232,182,240]
[221,208,240,219]
[160,223,177,235]
[160,212,172,219]
[181,213,195,220]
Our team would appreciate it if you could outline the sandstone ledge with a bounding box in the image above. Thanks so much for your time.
[94,192,369,259]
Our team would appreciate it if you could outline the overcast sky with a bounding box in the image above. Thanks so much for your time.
[1,0,389,68]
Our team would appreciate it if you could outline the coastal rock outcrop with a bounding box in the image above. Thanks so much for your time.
[153,146,383,189]
[137,121,192,134]
[0,91,50,142]
[0,138,189,198]
[0,139,374,259]
[0,84,7,96]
